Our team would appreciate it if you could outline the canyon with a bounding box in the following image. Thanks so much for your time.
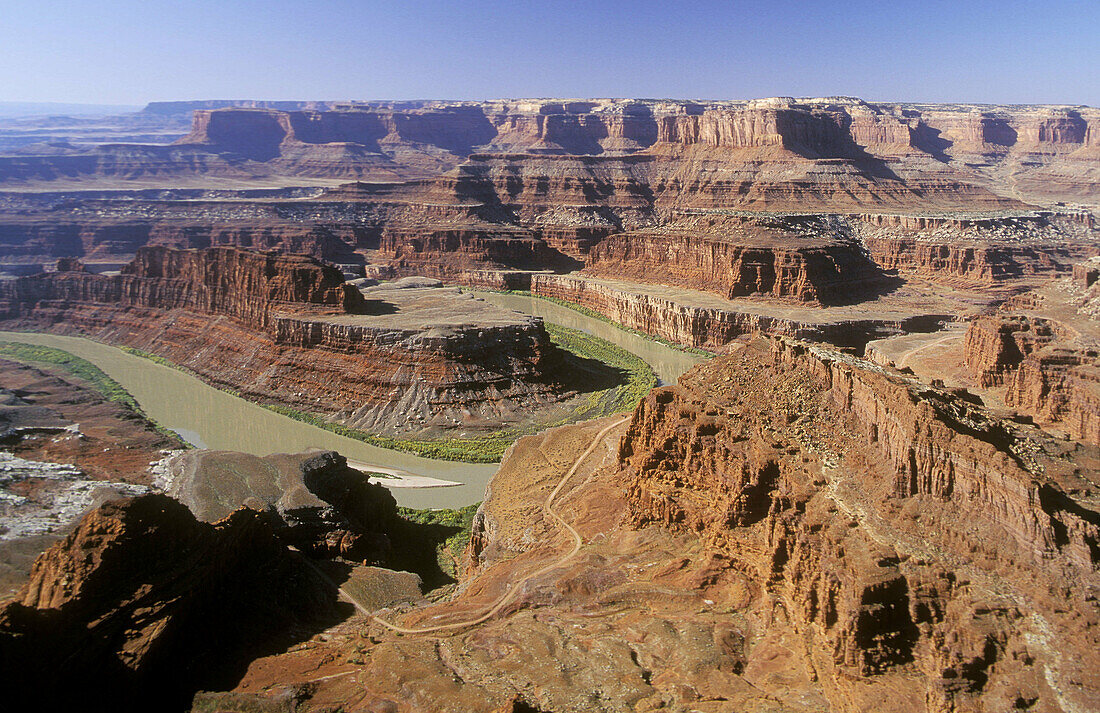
[0,246,599,440]
[1,98,1096,357]
[0,95,1098,713]
[7,336,1097,711]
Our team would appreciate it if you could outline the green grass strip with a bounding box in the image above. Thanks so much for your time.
[396,502,480,578]
[0,341,185,445]
[120,325,657,463]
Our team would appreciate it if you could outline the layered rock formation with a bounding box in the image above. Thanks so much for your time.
[0,247,580,437]
[616,338,1100,709]
[856,211,1097,284]
[582,215,890,303]
[4,98,1096,207]
[524,273,949,351]
[187,337,1100,712]
[0,494,352,713]
[1,98,1096,314]
[965,314,1100,444]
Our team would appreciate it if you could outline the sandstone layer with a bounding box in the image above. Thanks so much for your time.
[1,99,1097,319]
[3,99,1098,211]
[181,337,1100,712]
[0,247,580,437]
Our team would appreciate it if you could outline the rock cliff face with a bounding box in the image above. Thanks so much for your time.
[0,494,349,713]
[618,337,1100,709]
[583,215,889,303]
[525,273,946,350]
[0,247,577,436]
[193,338,1100,712]
[965,315,1100,444]
[0,245,360,327]
[379,226,581,276]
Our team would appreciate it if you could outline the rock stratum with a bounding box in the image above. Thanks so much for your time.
[0,246,580,436]
[0,447,442,713]
[3,98,1097,207]
[963,262,1100,446]
[1,98,1095,325]
[38,336,1091,713]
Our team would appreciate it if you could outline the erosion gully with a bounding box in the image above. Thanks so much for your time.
[0,293,702,508]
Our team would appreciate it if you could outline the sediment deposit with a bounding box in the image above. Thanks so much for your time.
[0,247,580,436]
[171,337,1100,712]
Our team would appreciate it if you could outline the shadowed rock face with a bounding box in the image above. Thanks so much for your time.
[164,449,400,562]
[0,494,352,713]
[186,337,1099,712]
[0,445,459,713]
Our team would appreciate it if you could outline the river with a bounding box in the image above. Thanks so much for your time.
[0,297,703,509]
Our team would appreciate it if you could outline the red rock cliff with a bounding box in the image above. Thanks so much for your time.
[618,337,1100,709]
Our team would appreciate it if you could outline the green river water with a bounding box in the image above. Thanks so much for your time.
[0,295,703,508]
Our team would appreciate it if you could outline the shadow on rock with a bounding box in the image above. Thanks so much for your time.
[0,494,354,713]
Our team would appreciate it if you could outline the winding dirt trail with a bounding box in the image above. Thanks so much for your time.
[370,415,630,635]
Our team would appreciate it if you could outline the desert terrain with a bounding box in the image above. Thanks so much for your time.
[0,96,1097,712]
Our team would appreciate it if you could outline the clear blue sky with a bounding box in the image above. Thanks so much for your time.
[1,0,1097,106]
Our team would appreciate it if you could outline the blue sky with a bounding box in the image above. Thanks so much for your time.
[1,0,1096,105]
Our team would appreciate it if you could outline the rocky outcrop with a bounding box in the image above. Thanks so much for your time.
[164,450,399,562]
[857,211,1097,284]
[1074,257,1100,288]
[0,247,578,437]
[526,273,945,350]
[964,315,1100,444]
[194,339,1100,712]
[0,494,349,713]
[963,315,1064,386]
[619,337,1100,708]
[583,215,890,303]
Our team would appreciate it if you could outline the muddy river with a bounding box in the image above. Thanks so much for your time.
[0,296,703,508]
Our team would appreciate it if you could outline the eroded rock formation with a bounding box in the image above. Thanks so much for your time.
[183,337,1100,712]
[617,338,1100,709]
[965,315,1100,444]
[0,246,579,436]
[0,494,350,713]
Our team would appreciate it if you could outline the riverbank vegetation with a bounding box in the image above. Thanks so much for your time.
[0,341,184,444]
[120,324,656,463]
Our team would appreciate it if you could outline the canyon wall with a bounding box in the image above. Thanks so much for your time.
[965,315,1100,444]
[857,212,1097,283]
[582,214,889,303]
[3,98,1097,213]
[618,337,1100,709]
[0,247,575,436]
[0,245,360,327]
[524,273,945,350]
